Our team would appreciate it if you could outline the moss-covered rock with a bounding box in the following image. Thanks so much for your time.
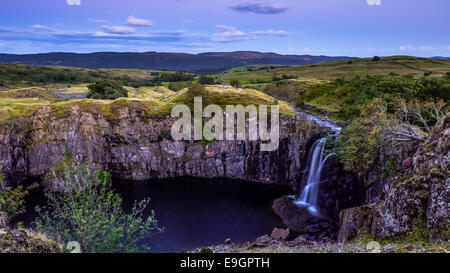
[0,211,61,253]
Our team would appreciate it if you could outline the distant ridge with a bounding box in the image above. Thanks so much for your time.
[431,56,450,60]
[0,51,354,73]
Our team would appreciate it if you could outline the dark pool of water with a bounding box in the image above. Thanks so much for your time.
[13,177,290,253]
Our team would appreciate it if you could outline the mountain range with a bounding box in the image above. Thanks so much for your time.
[0,51,353,72]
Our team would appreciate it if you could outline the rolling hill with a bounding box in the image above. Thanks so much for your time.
[0,51,353,73]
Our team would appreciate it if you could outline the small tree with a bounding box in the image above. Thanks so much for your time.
[168,81,190,91]
[372,56,381,62]
[230,79,242,88]
[198,75,215,85]
[87,80,128,100]
[389,98,448,137]
[34,160,160,253]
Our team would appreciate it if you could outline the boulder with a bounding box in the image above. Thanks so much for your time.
[272,196,319,233]
[337,205,374,243]
[271,227,291,240]
[272,196,336,240]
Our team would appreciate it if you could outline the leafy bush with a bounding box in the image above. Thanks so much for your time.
[168,81,191,91]
[0,166,29,219]
[87,80,128,100]
[183,83,208,107]
[198,75,216,85]
[336,98,387,178]
[34,160,160,253]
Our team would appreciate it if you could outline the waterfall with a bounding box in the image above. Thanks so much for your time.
[295,111,341,217]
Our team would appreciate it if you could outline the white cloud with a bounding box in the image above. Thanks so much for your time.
[212,25,249,42]
[366,0,381,6]
[231,2,288,14]
[32,25,57,32]
[400,45,415,51]
[250,29,292,36]
[101,25,136,35]
[419,46,434,51]
[126,16,153,27]
[66,0,81,6]
[400,45,436,51]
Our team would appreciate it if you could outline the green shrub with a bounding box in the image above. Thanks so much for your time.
[199,247,213,253]
[183,83,208,107]
[34,160,160,253]
[336,98,387,178]
[198,75,216,85]
[87,80,128,100]
[168,81,191,91]
[0,166,29,219]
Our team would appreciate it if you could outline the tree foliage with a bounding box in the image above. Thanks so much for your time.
[198,75,216,85]
[34,160,160,253]
[336,96,449,179]
[87,80,128,100]
[168,81,191,91]
[336,98,387,177]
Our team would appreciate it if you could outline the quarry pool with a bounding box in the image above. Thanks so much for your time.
[14,177,291,253]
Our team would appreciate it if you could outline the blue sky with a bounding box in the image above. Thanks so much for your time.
[0,0,449,57]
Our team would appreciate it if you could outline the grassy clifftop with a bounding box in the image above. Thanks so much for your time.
[0,85,294,123]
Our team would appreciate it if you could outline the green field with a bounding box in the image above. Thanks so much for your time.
[219,56,450,83]
[217,56,450,120]
[1,55,449,122]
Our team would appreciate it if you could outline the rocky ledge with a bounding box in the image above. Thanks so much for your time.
[0,104,328,189]
[0,212,61,253]
[194,234,449,253]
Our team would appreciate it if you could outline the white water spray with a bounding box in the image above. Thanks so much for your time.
[295,112,341,217]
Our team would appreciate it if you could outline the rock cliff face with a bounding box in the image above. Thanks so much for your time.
[338,113,450,242]
[0,104,327,189]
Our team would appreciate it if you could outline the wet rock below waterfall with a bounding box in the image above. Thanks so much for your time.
[272,196,336,240]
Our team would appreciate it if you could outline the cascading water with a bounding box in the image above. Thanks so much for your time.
[295,111,342,217]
